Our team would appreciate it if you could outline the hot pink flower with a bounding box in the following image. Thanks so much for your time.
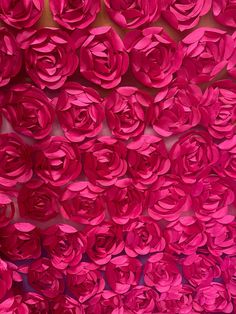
[0,0,44,29]
[124,217,165,257]
[0,28,22,87]
[50,0,100,30]
[216,135,236,179]
[86,223,124,265]
[127,135,170,189]
[23,292,49,314]
[33,136,82,187]
[55,82,104,143]
[162,0,211,31]
[28,258,65,298]
[0,222,41,261]
[213,0,236,28]
[67,262,105,303]
[82,137,127,187]
[0,259,13,300]
[221,257,236,299]
[105,86,152,140]
[85,291,123,314]
[124,27,183,88]
[42,224,86,270]
[76,26,129,89]
[170,131,219,184]
[149,82,201,137]
[3,84,54,140]
[0,190,15,227]
[51,295,84,314]
[0,295,28,314]
[193,283,233,313]
[17,28,78,90]
[228,31,236,79]
[105,255,142,294]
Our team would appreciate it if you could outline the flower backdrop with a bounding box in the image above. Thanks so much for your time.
[0,0,236,313]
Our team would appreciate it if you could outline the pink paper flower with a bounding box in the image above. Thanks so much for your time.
[124,27,183,88]
[127,135,170,189]
[124,217,165,257]
[105,86,152,140]
[23,292,49,313]
[28,258,65,298]
[221,257,236,298]
[200,80,236,139]
[144,253,182,294]
[76,26,129,89]
[61,181,105,226]
[50,0,100,30]
[0,295,28,313]
[0,28,22,87]
[67,262,105,303]
[170,131,219,184]
[85,223,124,265]
[3,84,54,140]
[0,0,44,29]
[82,137,127,187]
[106,179,143,225]
[149,82,201,137]
[17,28,78,90]
[33,136,82,186]
[0,190,15,227]
[104,0,162,29]
[85,291,123,314]
[213,0,236,28]
[0,222,41,261]
[180,28,235,84]
[55,82,104,143]
[162,0,211,31]
[193,283,233,313]
[216,135,236,179]
[105,255,142,294]
[50,295,85,314]
[42,224,86,270]
[182,253,221,287]
[228,31,236,79]
[148,175,192,221]
[0,259,14,300]
[18,179,60,221]
[165,217,207,255]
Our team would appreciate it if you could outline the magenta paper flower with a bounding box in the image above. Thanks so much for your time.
[216,135,236,179]
[0,259,14,300]
[149,82,201,137]
[0,296,28,313]
[162,0,212,31]
[33,136,82,186]
[221,256,236,298]
[104,0,162,29]
[17,28,78,90]
[0,0,44,29]
[0,190,15,227]
[213,0,236,28]
[75,27,129,89]
[124,27,183,88]
[51,295,84,314]
[3,84,54,140]
[0,28,22,87]
[23,293,49,313]
[85,291,123,314]
[56,82,104,142]
[50,0,100,30]
[227,31,236,79]
[180,27,235,84]
[105,86,152,140]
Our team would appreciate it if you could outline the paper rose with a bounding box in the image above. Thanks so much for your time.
[85,222,124,265]
[105,86,152,140]
[180,28,235,84]
[28,258,65,298]
[85,291,123,314]
[162,0,211,31]
[23,292,49,313]
[17,28,78,90]
[50,295,84,314]
[124,27,183,88]
[0,190,15,227]
[81,137,127,187]
[0,28,22,87]
[149,82,201,137]
[0,0,44,29]
[104,0,162,29]
[67,262,105,303]
[221,257,236,298]
[124,217,165,257]
[76,26,129,89]
[127,135,170,189]
[213,0,236,28]
[0,258,14,300]
[33,136,82,186]
[50,0,100,30]
[61,181,105,226]
[55,82,104,142]
[228,31,236,79]
[105,255,142,294]
[148,175,192,221]
[3,84,54,140]
[0,296,28,313]
[42,224,86,270]
[170,131,219,184]
[0,222,41,261]
[216,135,236,179]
